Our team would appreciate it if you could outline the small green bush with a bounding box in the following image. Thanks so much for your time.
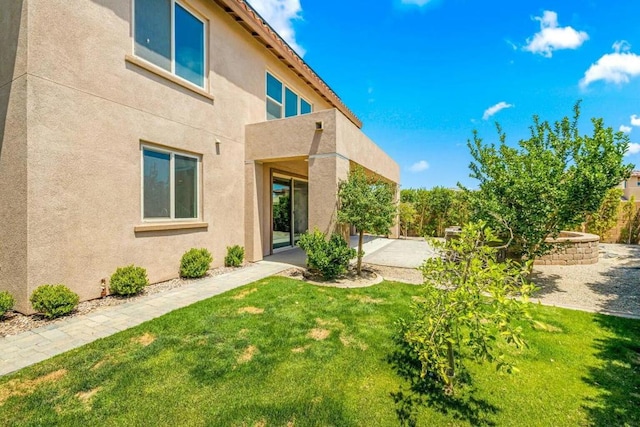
[0,291,15,317]
[180,248,213,278]
[30,284,79,319]
[225,245,245,267]
[109,265,149,296]
[298,229,356,280]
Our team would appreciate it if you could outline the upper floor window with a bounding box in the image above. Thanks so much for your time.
[134,0,206,88]
[266,72,312,120]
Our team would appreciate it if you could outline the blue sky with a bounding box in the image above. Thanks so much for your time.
[247,0,640,189]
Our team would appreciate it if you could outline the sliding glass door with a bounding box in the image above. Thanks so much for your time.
[272,175,308,251]
[293,180,308,244]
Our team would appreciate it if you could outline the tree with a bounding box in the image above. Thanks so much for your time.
[427,187,453,237]
[337,167,397,275]
[467,102,632,264]
[399,202,417,238]
[396,221,536,395]
[585,188,623,239]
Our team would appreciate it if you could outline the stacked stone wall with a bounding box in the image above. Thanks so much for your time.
[535,232,599,265]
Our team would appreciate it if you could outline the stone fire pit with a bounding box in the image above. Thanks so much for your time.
[534,232,600,265]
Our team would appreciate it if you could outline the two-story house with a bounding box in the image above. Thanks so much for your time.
[619,170,640,200]
[1,0,400,312]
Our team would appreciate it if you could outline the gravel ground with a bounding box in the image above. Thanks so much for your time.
[531,244,640,318]
[366,244,640,319]
[0,264,254,337]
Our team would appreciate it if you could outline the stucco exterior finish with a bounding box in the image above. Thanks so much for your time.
[619,172,640,200]
[0,0,29,311]
[1,0,399,313]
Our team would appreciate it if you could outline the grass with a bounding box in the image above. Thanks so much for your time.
[0,277,638,426]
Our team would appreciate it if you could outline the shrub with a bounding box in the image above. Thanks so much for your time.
[109,265,149,296]
[298,229,356,280]
[0,291,15,317]
[30,284,79,319]
[180,248,213,278]
[225,245,245,267]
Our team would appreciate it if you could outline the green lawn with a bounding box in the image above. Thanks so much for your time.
[1,277,638,426]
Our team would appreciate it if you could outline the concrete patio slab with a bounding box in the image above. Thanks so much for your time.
[363,238,437,268]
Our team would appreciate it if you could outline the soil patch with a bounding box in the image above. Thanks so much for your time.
[132,332,155,347]
[307,328,330,341]
[347,295,384,304]
[291,345,311,353]
[238,345,258,364]
[339,334,368,351]
[76,386,102,408]
[232,288,257,300]
[238,307,264,315]
[0,369,67,404]
[277,267,382,288]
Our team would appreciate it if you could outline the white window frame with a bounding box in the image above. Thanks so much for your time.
[265,71,313,120]
[140,144,202,222]
[132,0,208,89]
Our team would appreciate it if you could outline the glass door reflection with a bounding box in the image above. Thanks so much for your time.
[272,177,292,250]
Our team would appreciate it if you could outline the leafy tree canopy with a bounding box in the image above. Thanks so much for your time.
[466,102,632,262]
[338,167,396,275]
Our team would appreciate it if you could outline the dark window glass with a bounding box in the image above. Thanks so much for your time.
[134,0,171,71]
[174,155,198,219]
[143,150,171,218]
[175,3,205,87]
[300,99,312,114]
[285,88,298,117]
[266,73,283,103]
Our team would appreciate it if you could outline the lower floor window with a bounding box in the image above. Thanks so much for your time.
[142,147,199,220]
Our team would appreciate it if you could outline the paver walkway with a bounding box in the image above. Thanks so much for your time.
[0,261,288,376]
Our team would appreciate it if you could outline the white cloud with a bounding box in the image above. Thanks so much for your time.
[408,160,430,173]
[620,125,632,133]
[625,143,640,156]
[523,11,588,58]
[632,114,640,127]
[580,41,640,88]
[483,102,513,120]
[247,0,306,56]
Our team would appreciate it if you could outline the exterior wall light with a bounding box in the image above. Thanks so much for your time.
[215,138,221,155]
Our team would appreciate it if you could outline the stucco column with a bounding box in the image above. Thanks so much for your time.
[308,154,350,236]
[244,160,264,262]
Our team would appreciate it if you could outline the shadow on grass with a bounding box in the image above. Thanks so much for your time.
[388,341,499,426]
[582,314,640,427]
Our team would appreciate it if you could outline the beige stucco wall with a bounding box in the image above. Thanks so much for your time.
[2,0,340,312]
[0,0,29,310]
[0,77,29,310]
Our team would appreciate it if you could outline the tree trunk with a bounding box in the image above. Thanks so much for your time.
[357,230,364,276]
[445,326,455,395]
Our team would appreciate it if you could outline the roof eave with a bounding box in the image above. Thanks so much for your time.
[211,0,363,129]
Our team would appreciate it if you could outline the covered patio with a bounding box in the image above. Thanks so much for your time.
[244,109,400,261]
